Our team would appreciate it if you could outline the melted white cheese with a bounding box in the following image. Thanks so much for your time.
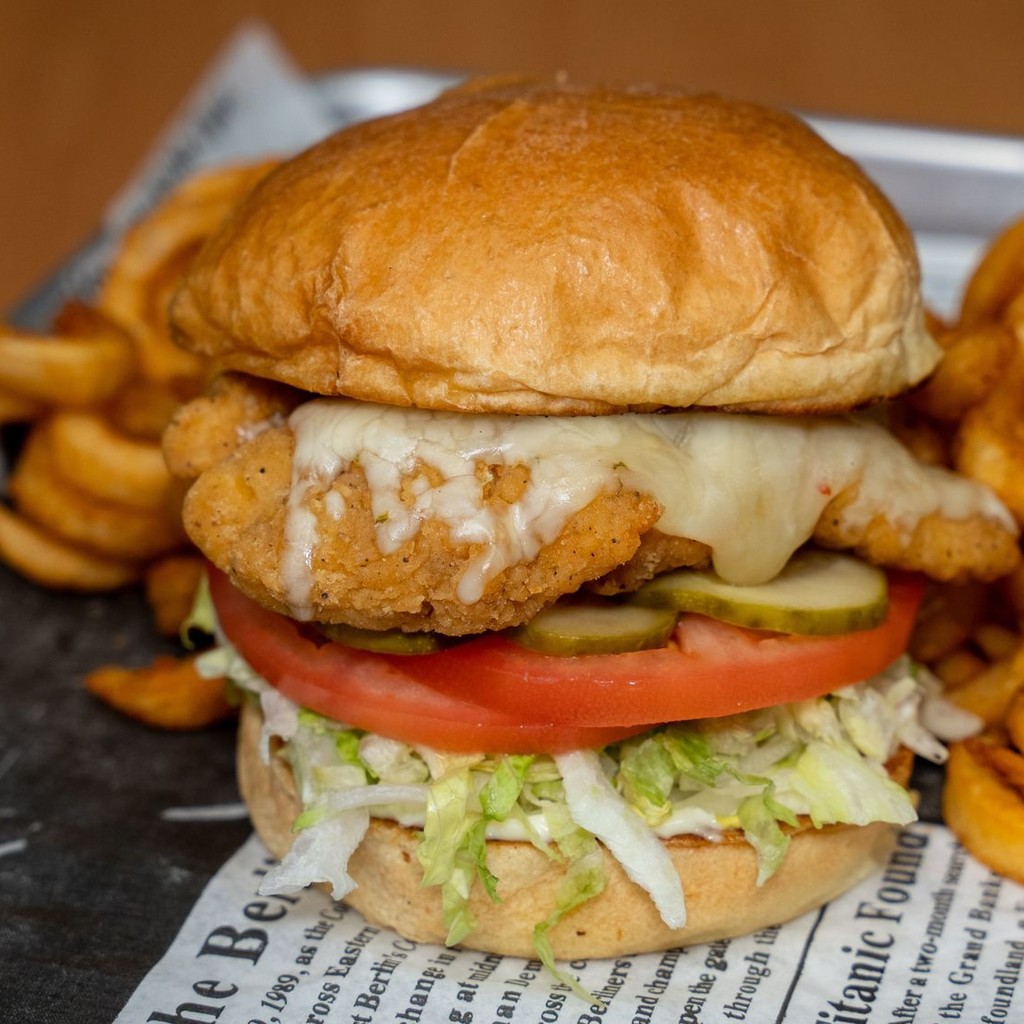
[281,400,1013,620]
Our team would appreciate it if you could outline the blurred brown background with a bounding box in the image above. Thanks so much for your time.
[3,0,1024,312]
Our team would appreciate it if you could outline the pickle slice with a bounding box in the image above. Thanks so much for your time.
[511,602,678,656]
[317,622,446,654]
[631,549,888,636]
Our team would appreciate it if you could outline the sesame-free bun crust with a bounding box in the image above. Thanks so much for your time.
[173,78,939,415]
[238,701,907,958]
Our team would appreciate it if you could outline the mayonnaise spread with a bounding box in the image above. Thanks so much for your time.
[281,400,1012,620]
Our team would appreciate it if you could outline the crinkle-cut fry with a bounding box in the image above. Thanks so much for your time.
[959,216,1024,328]
[945,644,1024,728]
[9,423,186,561]
[46,410,177,512]
[909,321,1017,423]
[0,303,136,406]
[145,553,205,637]
[0,503,141,590]
[953,348,1024,523]
[85,654,233,730]
[943,737,1024,883]
[99,160,277,384]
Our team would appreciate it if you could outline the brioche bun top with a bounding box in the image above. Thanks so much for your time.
[171,77,940,415]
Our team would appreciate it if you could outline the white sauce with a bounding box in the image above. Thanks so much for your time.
[281,399,1013,620]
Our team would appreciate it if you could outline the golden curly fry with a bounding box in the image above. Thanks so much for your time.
[987,744,1024,791]
[924,307,949,338]
[973,621,1021,661]
[959,217,1024,328]
[0,163,282,733]
[0,503,142,590]
[918,217,1024,888]
[9,423,187,561]
[0,303,136,406]
[85,654,233,730]
[910,321,1017,423]
[943,736,1024,883]
[100,161,277,384]
[945,643,1024,728]
[45,410,178,513]
[931,647,989,688]
[103,377,198,441]
[1001,276,1024,341]
[1007,689,1024,753]
[953,347,1024,523]
[1004,560,1024,628]
[0,163,276,612]
[0,387,44,423]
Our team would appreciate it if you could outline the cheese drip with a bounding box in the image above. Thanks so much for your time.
[282,400,1012,620]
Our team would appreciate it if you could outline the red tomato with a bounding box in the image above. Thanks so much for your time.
[209,569,645,753]
[209,568,924,753]
[396,574,925,726]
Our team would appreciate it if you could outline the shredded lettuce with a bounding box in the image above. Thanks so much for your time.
[617,734,679,821]
[415,754,538,945]
[261,809,370,901]
[481,754,535,819]
[737,791,792,885]
[532,822,606,1001]
[555,749,686,929]
[225,639,960,967]
[358,733,427,783]
[790,742,917,828]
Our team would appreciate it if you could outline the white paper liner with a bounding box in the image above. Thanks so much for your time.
[116,823,1024,1022]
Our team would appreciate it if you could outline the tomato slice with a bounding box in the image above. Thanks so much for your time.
[209,569,645,754]
[393,573,925,726]
[210,568,923,753]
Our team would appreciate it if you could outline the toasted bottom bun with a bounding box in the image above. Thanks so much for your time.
[238,701,911,959]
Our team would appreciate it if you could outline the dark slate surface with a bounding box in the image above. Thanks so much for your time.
[0,563,249,1022]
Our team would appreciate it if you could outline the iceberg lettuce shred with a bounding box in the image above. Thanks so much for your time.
[219,645,961,963]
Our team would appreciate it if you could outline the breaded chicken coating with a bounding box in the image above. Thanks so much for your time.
[165,377,1020,635]
[181,426,664,633]
[163,371,302,479]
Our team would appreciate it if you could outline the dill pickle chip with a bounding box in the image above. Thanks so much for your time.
[632,549,888,635]
[512,602,678,656]
[317,622,446,654]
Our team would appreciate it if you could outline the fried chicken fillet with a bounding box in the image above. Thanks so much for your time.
[164,373,1019,635]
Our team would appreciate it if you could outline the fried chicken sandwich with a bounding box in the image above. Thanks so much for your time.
[164,77,1020,964]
